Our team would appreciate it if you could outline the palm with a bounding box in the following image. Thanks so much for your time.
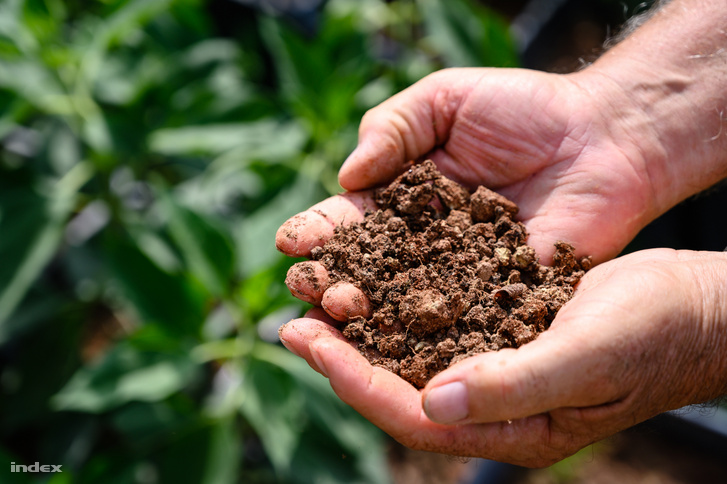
[341,68,655,263]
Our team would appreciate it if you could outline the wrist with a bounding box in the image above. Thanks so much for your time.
[571,0,727,218]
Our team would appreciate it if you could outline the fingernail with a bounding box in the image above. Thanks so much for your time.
[424,382,469,424]
[309,344,329,378]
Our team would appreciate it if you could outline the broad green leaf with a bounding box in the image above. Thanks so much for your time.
[52,340,199,413]
[417,0,519,68]
[239,256,300,321]
[104,236,207,337]
[161,193,236,297]
[148,120,306,158]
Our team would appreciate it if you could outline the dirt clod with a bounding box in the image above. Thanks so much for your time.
[313,160,590,388]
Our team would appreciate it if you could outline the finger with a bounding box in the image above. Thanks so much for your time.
[275,191,376,257]
[321,281,372,321]
[283,311,593,466]
[285,261,330,305]
[339,70,470,191]
[309,336,581,466]
[421,314,628,425]
[278,308,349,375]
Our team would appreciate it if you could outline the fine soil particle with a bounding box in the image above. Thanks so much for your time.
[311,160,591,388]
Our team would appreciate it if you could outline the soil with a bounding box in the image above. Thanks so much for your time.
[311,160,591,388]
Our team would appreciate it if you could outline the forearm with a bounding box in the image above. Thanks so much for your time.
[572,0,727,217]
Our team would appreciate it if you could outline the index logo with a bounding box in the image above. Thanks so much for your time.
[11,462,63,473]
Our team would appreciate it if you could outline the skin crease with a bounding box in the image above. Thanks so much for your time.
[280,250,727,466]
[276,0,727,467]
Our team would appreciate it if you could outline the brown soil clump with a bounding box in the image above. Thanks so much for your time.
[311,160,591,388]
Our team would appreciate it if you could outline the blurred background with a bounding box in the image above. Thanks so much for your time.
[1,0,726,483]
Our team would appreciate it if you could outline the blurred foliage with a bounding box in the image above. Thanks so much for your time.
[0,0,516,482]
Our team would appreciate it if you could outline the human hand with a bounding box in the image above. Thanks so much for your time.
[279,249,727,466]
[278,67,663,266]
[276,66,664,319]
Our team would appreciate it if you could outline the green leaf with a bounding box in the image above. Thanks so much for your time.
[110,400,200,457]
[148,120,306,158]
[104,235,207,337]
[0,0,39,56]
[0,58,70,114]
[161,192,236,297]
[238,356,304,476]
[417,0,519,68]
[158,417,241,484]
[235,171,324,276]
[76,0,173,86]
[52,339,199,413]
[0,162,93,326]
[259,13,372,133]
[245,343,391,484]
[239,256,301,321]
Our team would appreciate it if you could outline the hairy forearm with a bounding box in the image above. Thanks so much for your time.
[573,0,727,217]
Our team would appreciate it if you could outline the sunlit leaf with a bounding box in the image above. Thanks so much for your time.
[148,120,306,158]
[417,0,519,67]
[0,59,69,114]
[52,340,199,413]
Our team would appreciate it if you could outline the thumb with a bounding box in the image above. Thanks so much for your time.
[339,70,468,191]
[421,326,628,425]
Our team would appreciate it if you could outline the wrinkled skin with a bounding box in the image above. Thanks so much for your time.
[278,68,661,267]
[280,249,727,467]
[276,33,727,465]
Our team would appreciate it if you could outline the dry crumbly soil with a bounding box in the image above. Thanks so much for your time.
[311,160,591,388]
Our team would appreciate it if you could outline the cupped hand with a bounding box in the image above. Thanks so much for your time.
[279,249,727,467]
[277,67,665,319]
[280,67,663,265]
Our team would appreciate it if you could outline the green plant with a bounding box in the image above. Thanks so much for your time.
[0,0,517,482]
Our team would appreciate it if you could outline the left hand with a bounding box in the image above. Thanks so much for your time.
[279,248,727,467]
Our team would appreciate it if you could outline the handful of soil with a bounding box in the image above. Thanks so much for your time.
[311,160,591,388]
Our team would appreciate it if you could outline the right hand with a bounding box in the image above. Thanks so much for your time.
[277,67,664,316]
